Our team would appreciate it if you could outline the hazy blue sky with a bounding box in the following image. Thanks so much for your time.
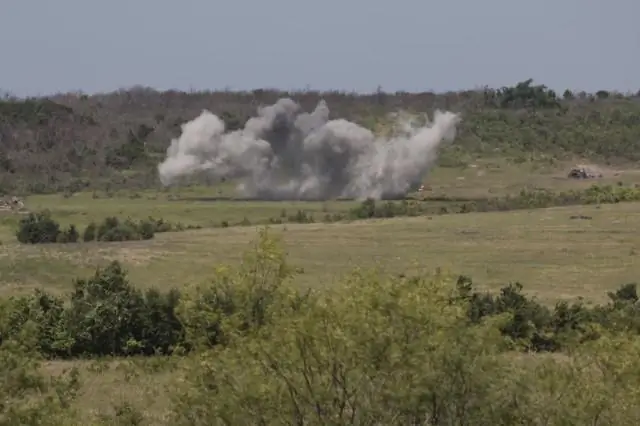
[2,0,638,97]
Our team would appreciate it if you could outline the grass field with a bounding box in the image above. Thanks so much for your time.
[6,159,640,423]
[3,200,640,303]
[3,159,640,300]
[6,86,640,424]
[29,191,640,423]
[2,157,637,238]
[27,196,640,423]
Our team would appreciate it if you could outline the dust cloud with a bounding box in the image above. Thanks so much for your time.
[158,98,461,200]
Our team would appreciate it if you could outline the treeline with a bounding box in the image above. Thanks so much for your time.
[13,183,640,247]
[347,183,640,220]
[4,230,640,424]
[3,231,640,359]
[16,184,640,246]
[1,79,640,195]
[15,211,201,244]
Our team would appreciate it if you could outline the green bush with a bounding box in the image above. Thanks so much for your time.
[16,211,62,244]
[169,246,640,424]
[287,209,315,223]
[144,216,196,233]
[87,216,198,242]
[5,230,640,423]
[7,229,640,364]
[173,269,506,424]
[56,224,79,243]
[95,216,155,242]
[56,262,181,356]
[0,333,80,424]
[1,262,184,358]
[339,184,640,224]
[9,223,640,423]
[484,78,561,109]
[82,221,97,242]
[176,229,303,348]
[15,211,84,245]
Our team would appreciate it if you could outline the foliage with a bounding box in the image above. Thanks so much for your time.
[168,236,640,424]
[23,183,640,245]
[6,229,640,362]
[484,78,561,109]
[1,262,183,358]
[5,231,640,423]
[345,184,640,221]
[58,262,181,356]
[16,211,65,244]
[56,224,79,243]
[82,221,97,242]
[1,84,640,193]
[220,110,247,132]
[95,216,155,242]
[176,228,302,349]
[0,304,81,425]
[164,184,640,231]
[144,216,201,233]
[0,98,75,125]
[105,124,152,169]
[15,212,179,244]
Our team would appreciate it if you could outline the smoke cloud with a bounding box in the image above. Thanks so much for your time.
[158,98,461,200]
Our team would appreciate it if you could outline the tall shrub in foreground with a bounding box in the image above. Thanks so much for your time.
[169,230,640,425]
[176,228,302,349]
[0,303,80,424]
[53,261,183,357]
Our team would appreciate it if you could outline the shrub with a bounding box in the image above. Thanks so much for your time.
[56,224,79,243]
[49,262,182,357]
[8,228,640,362]
[82,221,97,242]
[144,216,195,233]
[287,209,314,223]
[173,268,504,424]
[97,216,135,241]
[137,219,155,240]
[57,261,151,356]
[176,228,302,348]
[0,289,67,355]
[16,210,61,244]
[167,233,640,424]
[94,216,155,242]
[340,184,640,226]
[170,261,640,424]
[0,332,80,424]
[0,262,184,358]
[6,230,640,423]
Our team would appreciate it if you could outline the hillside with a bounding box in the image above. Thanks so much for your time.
[0,79,639,194]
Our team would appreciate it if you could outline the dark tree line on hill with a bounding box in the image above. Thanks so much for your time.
[0,80,639,195]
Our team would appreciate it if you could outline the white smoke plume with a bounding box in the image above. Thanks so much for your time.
[158,98,461,200]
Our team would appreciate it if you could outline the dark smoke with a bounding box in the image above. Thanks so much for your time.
[158,98,461,200]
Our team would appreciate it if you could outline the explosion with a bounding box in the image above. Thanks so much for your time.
[158,98,461,200]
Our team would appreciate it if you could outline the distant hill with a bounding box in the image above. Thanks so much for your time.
[0,80,639,194]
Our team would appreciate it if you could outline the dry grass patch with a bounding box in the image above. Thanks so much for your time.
[43,358,178,424]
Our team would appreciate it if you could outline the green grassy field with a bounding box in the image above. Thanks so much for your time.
[26,195,640,423]
[2,157,637,238]
[3,197,640,303]
[5,159,640,424]
[6,86,640,425]
[3,158,640,299]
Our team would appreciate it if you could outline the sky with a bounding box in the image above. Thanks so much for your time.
[1,0,638,98]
